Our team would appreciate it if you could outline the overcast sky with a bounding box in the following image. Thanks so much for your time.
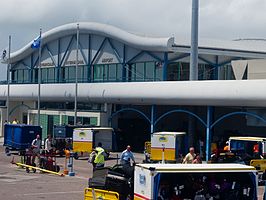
[0,0,266,79]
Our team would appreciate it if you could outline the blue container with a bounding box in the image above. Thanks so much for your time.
[4,124,42,150]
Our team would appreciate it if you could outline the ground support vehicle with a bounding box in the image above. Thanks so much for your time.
[145,132,187,163]
[4,124,42,155]
[53,125,94,155]
[228,137,266,169]
[85,163,258,200]
[84,188,119,200]
[73,127,116,159]
[87,164,134,200]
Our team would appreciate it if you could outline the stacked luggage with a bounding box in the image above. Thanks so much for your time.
[88,164,134,200]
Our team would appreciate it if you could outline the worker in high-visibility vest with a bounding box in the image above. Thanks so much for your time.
[93,142,105,170]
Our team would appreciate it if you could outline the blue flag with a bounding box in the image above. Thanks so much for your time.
[31,35,41,49]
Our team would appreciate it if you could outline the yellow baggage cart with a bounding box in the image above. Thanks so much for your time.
[84,188,119,200]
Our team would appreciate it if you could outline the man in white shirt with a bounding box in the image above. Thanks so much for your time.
[182,147,196,164]
[45,134,53,153]
[31,134,42,166]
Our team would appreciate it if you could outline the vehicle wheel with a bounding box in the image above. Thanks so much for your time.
[73,153,79,160]
[5,147,10,154]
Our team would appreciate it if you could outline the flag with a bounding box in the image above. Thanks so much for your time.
[1,46,8,61]
[31,35,41,49]
[2,49,7,60]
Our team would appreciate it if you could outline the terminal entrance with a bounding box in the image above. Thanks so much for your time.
[116,118,149,152]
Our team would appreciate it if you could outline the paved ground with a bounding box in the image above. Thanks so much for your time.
[0,141,264,200]
[0,144,144,200]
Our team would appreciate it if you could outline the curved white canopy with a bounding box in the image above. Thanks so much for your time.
[9,22,174,63]
[1,80,266,107]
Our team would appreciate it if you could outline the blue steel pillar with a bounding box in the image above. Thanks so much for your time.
[122,44,127,82]
[206,106,213,161]
[163,52,168,81]
[213,56,219,80]
[150,105,156,133]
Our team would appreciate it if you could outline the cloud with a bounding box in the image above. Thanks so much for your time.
[0,0,266,80]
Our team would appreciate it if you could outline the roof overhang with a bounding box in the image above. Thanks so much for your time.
[7,22,174,64]
[1,80,266,107]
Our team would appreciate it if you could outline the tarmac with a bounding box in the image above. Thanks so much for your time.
[0,137,264,200]
[0,138,144,200]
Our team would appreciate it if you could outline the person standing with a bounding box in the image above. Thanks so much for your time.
[31,134,42,166]
[93,142,105,170]
[223,141,230,152]
[120,145,135,166]
[12,118,18,124]
[182,147,196,164]
[44,134,53,154]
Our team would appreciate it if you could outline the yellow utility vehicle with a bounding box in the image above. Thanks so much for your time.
[144,132,186,163]
[228,136,266,173]
[73,127,115,159]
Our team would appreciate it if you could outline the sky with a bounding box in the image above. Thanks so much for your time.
[0,0,266,79]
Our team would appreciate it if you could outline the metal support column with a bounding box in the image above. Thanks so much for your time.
[74,23,79,125]
[122,45,126,82]
[150,105,156,133]
[6,35,11,123]
[189,0,199,81]
[163,52,168,81]
[206,106,213,161]
[37,29,42,126]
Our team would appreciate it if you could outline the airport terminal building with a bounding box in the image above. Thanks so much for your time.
[2,22,266,156]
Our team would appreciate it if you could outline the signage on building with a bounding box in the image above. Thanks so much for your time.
[101,58,113,63]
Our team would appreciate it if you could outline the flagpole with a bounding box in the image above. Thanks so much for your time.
[37,28,42,126]
[74,23,79,125]
[6,35,11,123]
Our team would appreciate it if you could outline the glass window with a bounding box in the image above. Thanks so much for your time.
[135,63,145,81]
[47,68,55,83]
[41,68,48,83]
[198,64,213,80]
[154,62,163,81]
[68,66,75,82]
[116,64,123,81]
[108,64,117,81]
[93,65,103,82]
[145,62,155,81]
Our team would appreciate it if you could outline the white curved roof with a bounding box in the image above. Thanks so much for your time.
[1,80,266,107]
[9,22,174,63]
[173,37,266,55]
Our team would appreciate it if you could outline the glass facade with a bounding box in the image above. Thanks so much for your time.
[11,60,235,84]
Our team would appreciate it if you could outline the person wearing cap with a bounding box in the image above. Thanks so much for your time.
[120,145,135,166]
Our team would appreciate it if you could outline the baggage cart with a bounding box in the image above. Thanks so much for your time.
[4,124,42,155]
